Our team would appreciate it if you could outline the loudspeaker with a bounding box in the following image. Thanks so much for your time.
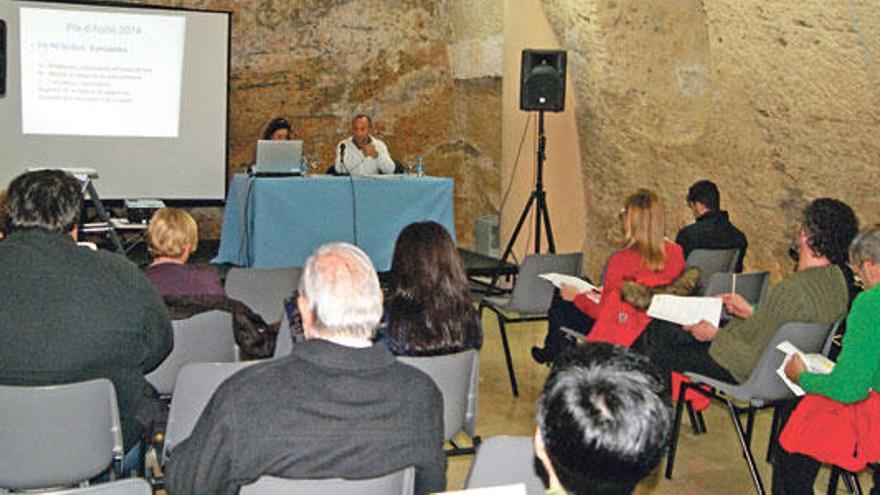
[520,49,566,112]
[0,20,5,97]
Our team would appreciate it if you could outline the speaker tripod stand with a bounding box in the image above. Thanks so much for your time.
[489,110,556,290]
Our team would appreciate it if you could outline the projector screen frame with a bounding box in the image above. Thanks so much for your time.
[4,0,233,205]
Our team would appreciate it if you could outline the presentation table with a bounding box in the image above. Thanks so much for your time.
[213,174,456,271]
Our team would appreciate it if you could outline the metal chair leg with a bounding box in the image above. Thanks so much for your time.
[686,402,701,435]
[828,466,842,495]
[696,410,707,434]
[725,399,765,494]
[496,317,518,397]
[766,406,781,463]
[665,380,689,479]
[745,408,756,449]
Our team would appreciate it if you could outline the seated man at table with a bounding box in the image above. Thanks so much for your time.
[166,242,446,495]
[642,198,856,385]
[334,114,396,175]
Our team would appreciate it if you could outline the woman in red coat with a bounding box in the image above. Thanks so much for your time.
[532,188,686,363]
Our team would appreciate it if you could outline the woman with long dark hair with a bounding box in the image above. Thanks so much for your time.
[379,221,482,355]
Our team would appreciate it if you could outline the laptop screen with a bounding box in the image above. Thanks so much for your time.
[255,140,303,174]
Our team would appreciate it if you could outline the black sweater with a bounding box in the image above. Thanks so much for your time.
[166,339,446,495]
[0,230,173,448]
[675,209,749,272]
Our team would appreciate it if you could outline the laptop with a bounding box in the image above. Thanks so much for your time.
[254,140,303,176]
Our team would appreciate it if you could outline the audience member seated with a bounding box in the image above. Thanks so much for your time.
[0,170,173,473]
[263,116,293,141]
[143,208,224,297]
[534,343,672,495]
[771,225,880,494]
[166,243,446,495]
[675,179,749,272]
[376,221,482,355]
[532,189,689,364]
[642,198,857,386]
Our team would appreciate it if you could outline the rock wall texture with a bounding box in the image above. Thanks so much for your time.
[541,0,880,279]
[120,0,502,246]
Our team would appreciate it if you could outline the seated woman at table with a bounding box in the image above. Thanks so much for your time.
[531,189,689,364]
[143,208,224,297]
[773,225,880,494]
[376,221,482,356]
[262,117,293,141]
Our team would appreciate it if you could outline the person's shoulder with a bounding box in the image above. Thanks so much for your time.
[211,358,292,404]
[665,239,684,257]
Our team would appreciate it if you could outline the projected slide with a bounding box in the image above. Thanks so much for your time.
[20,8,186,137]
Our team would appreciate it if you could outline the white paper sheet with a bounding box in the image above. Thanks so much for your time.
[646,295,723,327]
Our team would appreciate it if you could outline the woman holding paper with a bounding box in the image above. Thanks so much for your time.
[532,189,687,363]
[773,225,880,494]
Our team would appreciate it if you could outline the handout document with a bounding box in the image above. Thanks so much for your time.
[775,341,835,396]
[647,295,723,327]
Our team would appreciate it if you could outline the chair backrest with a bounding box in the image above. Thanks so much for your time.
[703,271,770,304]
[465,436,545,495]
[145,310,238,396]
[224,266,302,323]
[686,248,740,288]
[274,310,294,358]
[509,253,582,314]
[821,318,845,357]
[0,379,123,491]
[239,466,415,495]
[398,349,479,440]
[48,478,153,495]
[164,361,262,460]
[737,321,836,403]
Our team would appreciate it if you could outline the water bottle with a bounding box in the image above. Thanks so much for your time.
[416,156,424,178]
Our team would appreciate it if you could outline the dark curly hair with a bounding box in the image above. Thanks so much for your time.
[802,198,859,266]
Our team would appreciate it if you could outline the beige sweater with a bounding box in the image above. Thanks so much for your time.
[710,264,848,383]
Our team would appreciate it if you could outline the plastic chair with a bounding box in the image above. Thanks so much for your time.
[478,253,582,396]
[224,266,302,324]
[398,350,480,455]
[464,436,545,495]
[0,379,124,491]
[239,466,415,495]
[44,478,153,494]
[703,271,770,304]
[162,361,262,463]
[686,248,740,289]
[665,321,837,494]
[145,310,238,396]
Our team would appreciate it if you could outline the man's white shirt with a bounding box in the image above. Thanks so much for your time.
[335,136,396,175]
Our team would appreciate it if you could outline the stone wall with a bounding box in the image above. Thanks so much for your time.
[541,0,880,279]
[123,0,502,247]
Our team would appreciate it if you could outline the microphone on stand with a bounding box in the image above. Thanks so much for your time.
[338,143,346,175]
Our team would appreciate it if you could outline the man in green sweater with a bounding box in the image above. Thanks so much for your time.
[644,198,857,385]
[773,225,880,493]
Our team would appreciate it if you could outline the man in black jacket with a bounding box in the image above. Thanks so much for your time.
[0,169,173,472]
[675,180,748,272]
[167,242,446,495]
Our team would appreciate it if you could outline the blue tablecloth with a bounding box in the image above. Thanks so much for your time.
[213,174,456,271]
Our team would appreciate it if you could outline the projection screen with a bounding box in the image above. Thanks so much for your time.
[0,0,230,199]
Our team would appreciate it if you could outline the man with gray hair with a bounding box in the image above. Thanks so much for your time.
[167,243,446,495]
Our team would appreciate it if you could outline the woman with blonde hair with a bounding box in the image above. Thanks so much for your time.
[532,189,688,363]
[143,208,224,296]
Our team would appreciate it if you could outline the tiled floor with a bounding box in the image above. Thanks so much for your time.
[450,310,871,494]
